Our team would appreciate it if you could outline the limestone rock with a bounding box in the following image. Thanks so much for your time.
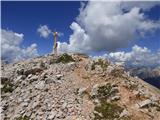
[48,111,57,119]
[119,109,129,118]
[111,95,120,101]
[1,53,160,120]
[137,99,154,108]
[35,81,45,90]
[56,74,63,80]
[24,67,43,76]
[78,87,87,96]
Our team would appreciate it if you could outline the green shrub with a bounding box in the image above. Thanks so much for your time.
[94,101,123,120]
[92,83,113,100]
[110,68,124,78]
[1,82,14,93]
[91,59,109,71]
[129,84,138,91]
[56,53,75,64]
[156,106,160,111]
[92,83,126,120]
[16,116,30,120]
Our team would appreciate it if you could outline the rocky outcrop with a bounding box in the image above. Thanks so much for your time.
[1,53,160,120]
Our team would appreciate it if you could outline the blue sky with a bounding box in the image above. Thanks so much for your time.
[2,1,81,55]
[1,1,160,66]
[119,4,160,53]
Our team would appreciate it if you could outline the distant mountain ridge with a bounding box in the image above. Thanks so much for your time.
[126,66,160,89]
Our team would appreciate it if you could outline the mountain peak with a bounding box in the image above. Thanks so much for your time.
[1,53,160,120]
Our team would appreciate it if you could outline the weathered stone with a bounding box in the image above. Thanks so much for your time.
[21,102,29,107]
[56,74,63,80]
[111,96,120,101]
[95,65,103,73]
[67,62,76,70]
[28,74,32,78]
[17,68,24,75]
[62,101,68,109]
[30,113,36,119]
[31,101,40,109]
[137,99,154,108]
[91,84,99,97]
[78,87,87,96]
[111,86,119,93]
[24,67,43,76]
[29,75,38,82]
[93,111,103,117]
[120,109,129,118]
[106,65,114,74]
[21,81,28,86]
[45,78,55,84]
[150,96,159,102]
[35,81,45,90]
[48,111,57,119]
[93,99,101,105]
[56,110,65,118]
[133,90,139,96]
[1,76,9,84]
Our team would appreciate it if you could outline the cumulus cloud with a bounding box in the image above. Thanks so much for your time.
[58,22,90,53]
[1,29,38,63]
[37,25,64,39]
[107,45,160,67]
[37,25,51,38]
[58,1,160,53]
[121,1,160,11]
[57,32,64,37]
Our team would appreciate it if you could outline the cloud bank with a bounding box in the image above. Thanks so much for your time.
[107,45,160,67]
[121,1,160,11]
[58,1,160,53]
[93,45,160,67]
[1,29,38,63]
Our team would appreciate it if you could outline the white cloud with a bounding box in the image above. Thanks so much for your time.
[107,45,160,67]
[1,29,38,63]
[58,22,90,53]
[37,25,51,38]
[57,32,64,37]
[58,1,160,53]
[37,25,64,39]
[121,1,160,11]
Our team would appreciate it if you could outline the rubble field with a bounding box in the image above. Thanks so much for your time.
[1,53,160,120]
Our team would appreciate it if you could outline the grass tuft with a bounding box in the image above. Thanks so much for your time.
[1,81,14,93]
[92,83,114,100]
[94,101,123,120]
[110,68,124,78]
[56,53,75,64]
[16,116,30,120]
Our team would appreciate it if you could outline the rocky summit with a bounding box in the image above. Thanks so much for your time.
[1,53,160,120]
